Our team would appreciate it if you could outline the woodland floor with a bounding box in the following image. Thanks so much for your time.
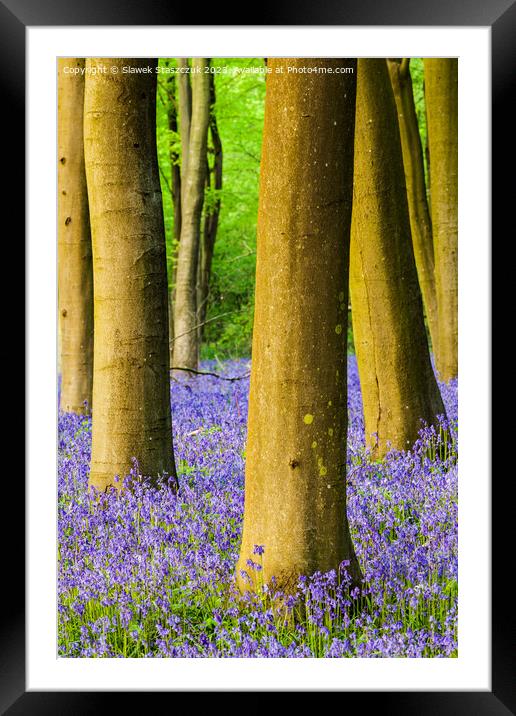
[58,357,458,657]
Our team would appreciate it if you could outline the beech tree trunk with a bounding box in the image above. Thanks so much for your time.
[424,59,458,382]
[387,58,439,356]
[350,59,445,458]
[58,58,93,415]
[84,58,176,491]
[166,72,181,364]
[197,71,223,337]
[177,58,192,204]
[168,73,182,247]
[172,58,210,371]
[171,58,191,337]
[237,58,362,595]
[424,88,431,202]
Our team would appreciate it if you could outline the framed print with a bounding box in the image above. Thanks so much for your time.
[6,0,510,710]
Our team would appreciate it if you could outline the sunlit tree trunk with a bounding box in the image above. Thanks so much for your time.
[424,87,431,203]
[387,58,439,356]
[166,71,181,365]
[424,58,458,382]
[237,58,362,595]
[177,58,192,204]
[350,59,445,457]
[57,58,93,415]
[172,58,210,370]
[84,58,176,491]
[168,59,192,366]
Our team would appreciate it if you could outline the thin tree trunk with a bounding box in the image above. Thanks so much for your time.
[424,59,458,382]
[237,58,362,595]
[58,58,94,415]
[197,71,223,339]
[167,72,181,365]
[195,159,210,346]
[350,59,445,458]
[387,58,439,357]
[424,82,431,208]
[168,292,176,371]
[171,60,192,365]
[172,58,210,371]
[84,58,176,491]
[168,74,182,247]
[177,58,192,206]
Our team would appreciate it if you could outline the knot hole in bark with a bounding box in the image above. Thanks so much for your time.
[289,458,299,469]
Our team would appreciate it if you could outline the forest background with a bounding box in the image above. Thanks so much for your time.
[156,57,429,359]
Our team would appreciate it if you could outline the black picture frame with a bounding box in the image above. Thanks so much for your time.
[8,0,509,711]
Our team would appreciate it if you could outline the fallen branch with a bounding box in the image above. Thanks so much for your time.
[170,366,250,381]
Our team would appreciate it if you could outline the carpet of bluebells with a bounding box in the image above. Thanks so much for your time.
[58,357,458,658]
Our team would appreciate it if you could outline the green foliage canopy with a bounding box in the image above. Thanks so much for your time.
[156,58,428,359]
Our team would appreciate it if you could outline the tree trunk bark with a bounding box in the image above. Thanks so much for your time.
[350,59,445,458]
[84,58,177,492]
[424,80,431,206]
[57,58,94,415]
[197,71,223,338]
[167,72,181,365]
[168,73,182,247]
[387,58,439,357]
[172,59,210,371]
[424,59,458,382]
[177,58,192,206]
[237,58,362,595]
[170,60,192,365]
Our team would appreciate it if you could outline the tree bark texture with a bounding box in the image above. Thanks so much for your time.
[350,59,445,457]
[84,58,176,491]
[197,71,223,337]
[387,58,439,357]
[177,58,192,206]
[424,59,458,382]
[172,58,210,370]
[58,58,94,415]
[168,73,182,247]
[237,58,362,595]
[166,72,181,363]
